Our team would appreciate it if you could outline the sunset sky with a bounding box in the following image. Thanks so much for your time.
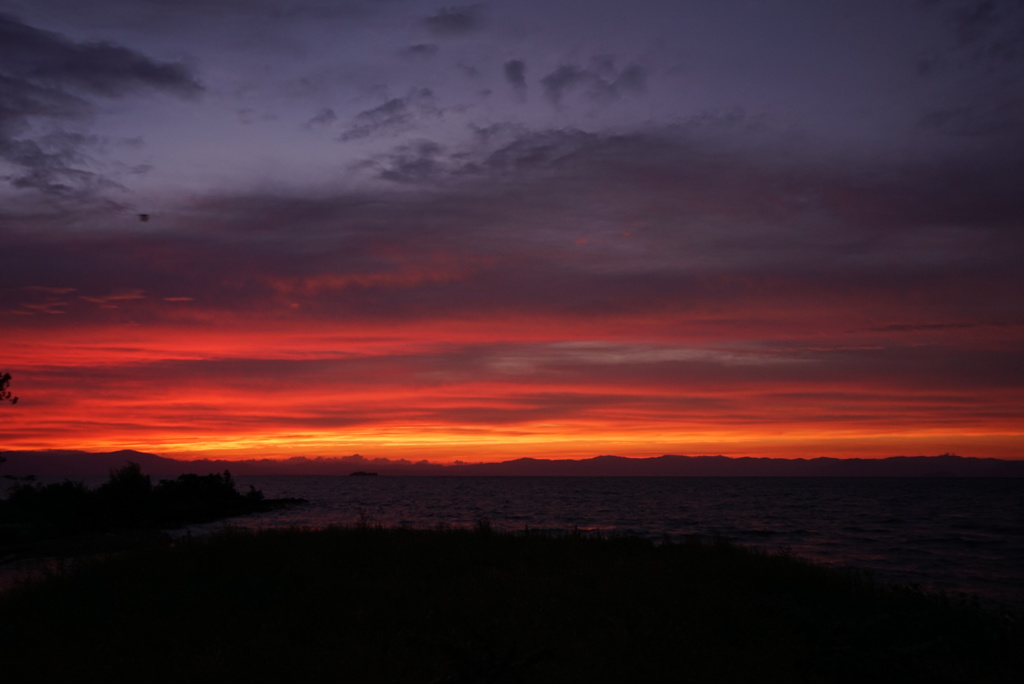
[2,0,1023,462]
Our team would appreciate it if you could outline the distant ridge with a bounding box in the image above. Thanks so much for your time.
[2,450,1023,478]
[1,449,179,478]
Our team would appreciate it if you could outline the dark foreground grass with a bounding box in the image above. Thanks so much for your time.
[0,526,1019,684]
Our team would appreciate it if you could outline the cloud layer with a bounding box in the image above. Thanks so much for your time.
[3,1,1022,461]
[0,13,201,196]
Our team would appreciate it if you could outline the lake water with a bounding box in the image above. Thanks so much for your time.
[181,476,1023,610]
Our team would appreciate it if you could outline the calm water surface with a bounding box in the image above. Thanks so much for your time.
[184,476,1024,609]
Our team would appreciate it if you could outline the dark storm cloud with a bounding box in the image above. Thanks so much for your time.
[401,43,440,59]
[0,14,202,98]
[340,98,410,141]
[920,0,1024,71]
[16,0,380,32]
[540,65,588,104]
[355,125,603,182]
[918,0,1024,145]
[376,140,446,183]
[0,130,115,195]
[918,100,1024,137]
[422,5,483,35]
[950,0,1003,45]
[870,321,1022,332]
[6,118,1022,335]
[614,64,648,92]
[0,72,89,122]
[540,59,647,105]
[470,126,602,175]
[503,59,526,93]
[352,116,1024,253]
[88,152,1024,321]
[304,107,337,128]
[0,13,202,195]
[338,89,436,141]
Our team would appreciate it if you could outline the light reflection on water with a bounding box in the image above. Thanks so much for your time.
[180,476,1023,609]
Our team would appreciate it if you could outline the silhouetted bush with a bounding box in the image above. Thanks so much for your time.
[1,480,95,535]
[0,464,296,548]
[150,470,266,526]
[95,461,153,524]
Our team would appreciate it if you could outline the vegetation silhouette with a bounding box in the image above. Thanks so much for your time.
[0,372,17,470]
[0,526,1018,683]
[0,371,16,405]
[0,463,302,553]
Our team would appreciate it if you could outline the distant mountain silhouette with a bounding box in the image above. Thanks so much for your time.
[2,450,1022,478]
[2,449,179,478]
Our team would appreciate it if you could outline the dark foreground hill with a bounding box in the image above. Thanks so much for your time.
[0,526,1019,683]
[3,449,1023,477]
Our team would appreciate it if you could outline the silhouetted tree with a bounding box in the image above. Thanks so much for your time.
[0,372,14,466]
[97,462,153,521]
[0,372,16,405]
